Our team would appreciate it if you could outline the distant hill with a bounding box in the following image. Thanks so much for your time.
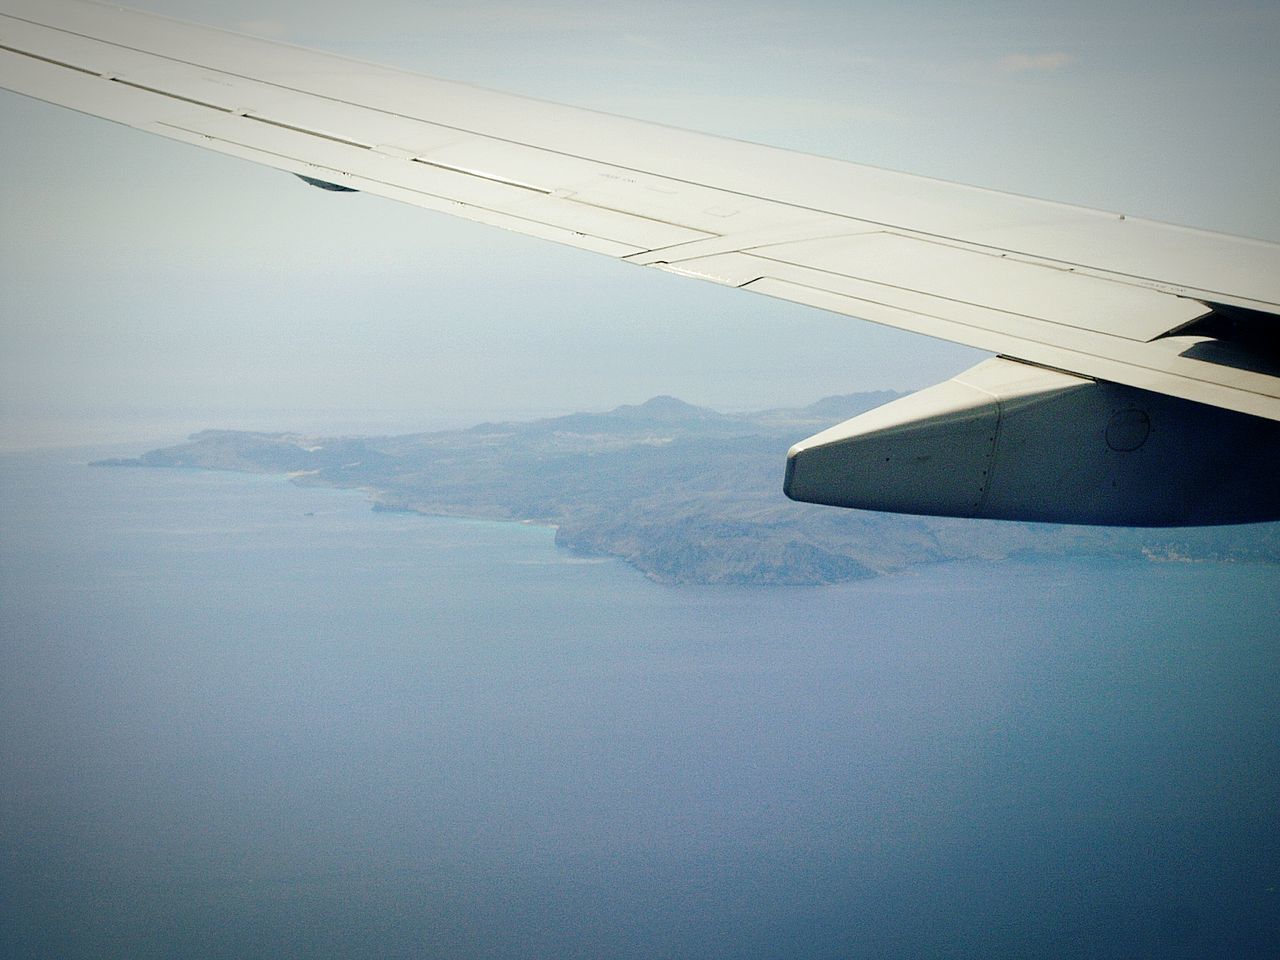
[95,395,1280,585]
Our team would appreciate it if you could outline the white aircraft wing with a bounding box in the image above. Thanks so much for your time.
[3,0,1278,524]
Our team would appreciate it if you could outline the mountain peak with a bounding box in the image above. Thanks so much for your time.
[610,396,724,422]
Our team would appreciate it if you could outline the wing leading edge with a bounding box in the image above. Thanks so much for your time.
[3,0,1279,524]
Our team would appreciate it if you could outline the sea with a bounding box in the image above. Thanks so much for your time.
[2,447,1279,959]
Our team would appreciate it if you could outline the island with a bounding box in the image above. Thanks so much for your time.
[95,394,1280,586]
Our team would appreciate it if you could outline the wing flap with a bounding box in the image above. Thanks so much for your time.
[744,275,1280,420]
[747,233,1208,342]
[648,246,1277,419]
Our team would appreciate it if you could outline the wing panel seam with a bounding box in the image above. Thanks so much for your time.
[150,120,648,251]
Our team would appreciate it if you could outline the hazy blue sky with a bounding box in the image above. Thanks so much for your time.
[2,0,1278,445]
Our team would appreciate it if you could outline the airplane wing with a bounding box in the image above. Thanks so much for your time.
[3,0,1278,525]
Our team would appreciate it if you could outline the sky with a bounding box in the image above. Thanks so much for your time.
[2,0,1278,446]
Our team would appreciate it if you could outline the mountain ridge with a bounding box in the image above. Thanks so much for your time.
[95,393,1280,585]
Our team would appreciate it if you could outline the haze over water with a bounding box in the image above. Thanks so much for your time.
[3,449,1279,958]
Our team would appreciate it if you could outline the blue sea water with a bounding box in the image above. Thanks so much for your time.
[2,449,1279,959]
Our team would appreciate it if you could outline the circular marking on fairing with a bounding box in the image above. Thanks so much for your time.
[1106,409,1150,451]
